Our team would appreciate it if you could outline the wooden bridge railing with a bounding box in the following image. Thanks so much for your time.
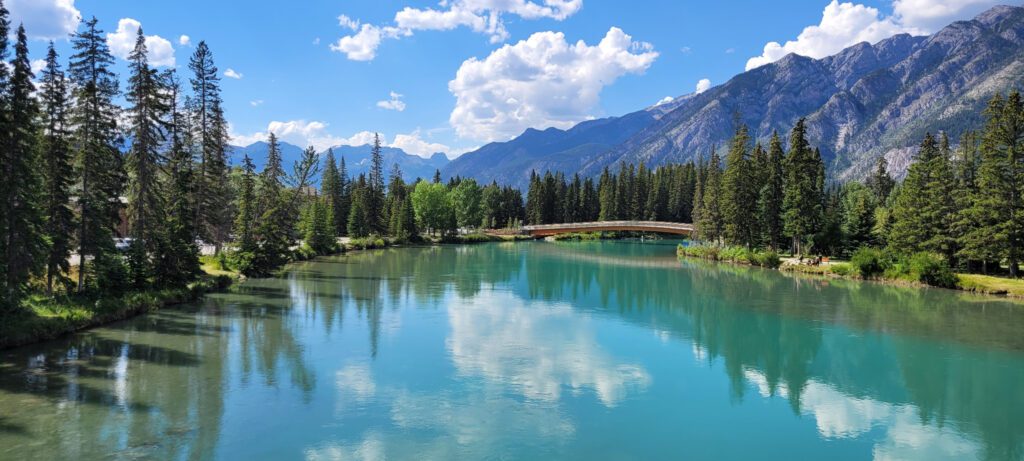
[521,221,694,236]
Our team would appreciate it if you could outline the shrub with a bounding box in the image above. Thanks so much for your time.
[460,233,500,243]
[227,251,257,276]
[349,236,388,250]
[293,245,318,261]
[908,252,958,288]
[751,250,781,268]
[850,247,887,279]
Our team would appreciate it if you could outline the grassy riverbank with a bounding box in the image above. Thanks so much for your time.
[0,274,234,350]
[677,243,782,268]
[679,243,1024,299]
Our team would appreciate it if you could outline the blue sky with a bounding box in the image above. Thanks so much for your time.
[16,0,1007,157]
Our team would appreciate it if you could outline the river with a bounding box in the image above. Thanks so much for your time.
[1,241,1023,460]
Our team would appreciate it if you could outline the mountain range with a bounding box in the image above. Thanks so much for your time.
[443,4,1024,189]
[228,142,450,184]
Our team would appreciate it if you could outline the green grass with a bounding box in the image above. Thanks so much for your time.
[957,274,1024,297]
[0,274,233,349]
[678,243,781,268]
[199,254,239,277]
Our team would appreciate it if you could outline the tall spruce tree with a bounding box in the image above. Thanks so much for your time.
[69,17,124,292]
[1,25,45,307]
[759,131,785,250]
[866,156,895,204]
[699,151,724,244]
[691,154,706,237]
[125,28,169,253]
[189,41,231,249]
[338,155,351,235]
[154,72,200,287]
[251,133,291,275]
[960,92,1024,275]
[598,166,615,221]
[367,133,386,233]
[39,43,75,295]
[348,175,372,238]
[888,133,942,255]
[321,149,344,236]
[782,119,823,255]
[721,124,759,247]
[234,154,257,254]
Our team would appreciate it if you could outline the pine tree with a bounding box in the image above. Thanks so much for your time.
[721,124,758,247]
[841,182,877,253]
[0,24,45,307]
[960,92,1024,275]
[250,133,291,275]
[234,154,257,253]
[782,119,823,255]
[691,154,706,237]
[154,72,200,287]
[39,43,75,295]
[189,41,231,249]
[699,151,724,244]
[598,166,615,221]
[348,175,372,238]
[302,199,335,255]
[125,28,169,260]
[759,132,785,250]
[367,133,386,233]
[338,155,351,235]
[952,131,983,271]
[321,149,344,236]
[69,17,125,293]
[866,156,895,204]
[888,133,941,255]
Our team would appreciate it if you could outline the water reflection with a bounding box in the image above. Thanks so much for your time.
[1,241,1023,460]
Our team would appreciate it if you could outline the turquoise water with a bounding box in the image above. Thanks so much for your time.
[1,241,1023,460]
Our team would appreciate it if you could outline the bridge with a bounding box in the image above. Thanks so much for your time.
[521,221,694,237]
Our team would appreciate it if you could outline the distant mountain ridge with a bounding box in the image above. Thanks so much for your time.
[228,142,449,184]
[444,4,1024,189]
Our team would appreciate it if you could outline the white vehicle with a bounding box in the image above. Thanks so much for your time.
[114,237,134,251]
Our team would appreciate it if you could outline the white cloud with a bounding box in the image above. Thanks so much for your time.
[330,24,395,61]
[231,122,452,157]
[8,0,80,40]
[336,130,382,148]
[654,96,674,106]
[224,68,243,79]
[230,120,340,150]
[312,37,320,45]
[332,0,583,61]
[680,46,692,54]
[447,291,651,407]
[337,14,360,31]
[178,34,190,46]
[892,0,1000,30]
[745,0,1000,71]
[391,131,451,157]
[31,59,47,76]
[725,47,735,54]
[376,91,407,111]
[250,99,264,107]
[695,78,712,94]
[106,18,176,67]
[448,27,658,142]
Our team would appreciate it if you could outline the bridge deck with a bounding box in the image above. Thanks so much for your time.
[521,221,694,236]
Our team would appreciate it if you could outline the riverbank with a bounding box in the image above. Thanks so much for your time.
[678,243,1024,300]
[0,274,234,350]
